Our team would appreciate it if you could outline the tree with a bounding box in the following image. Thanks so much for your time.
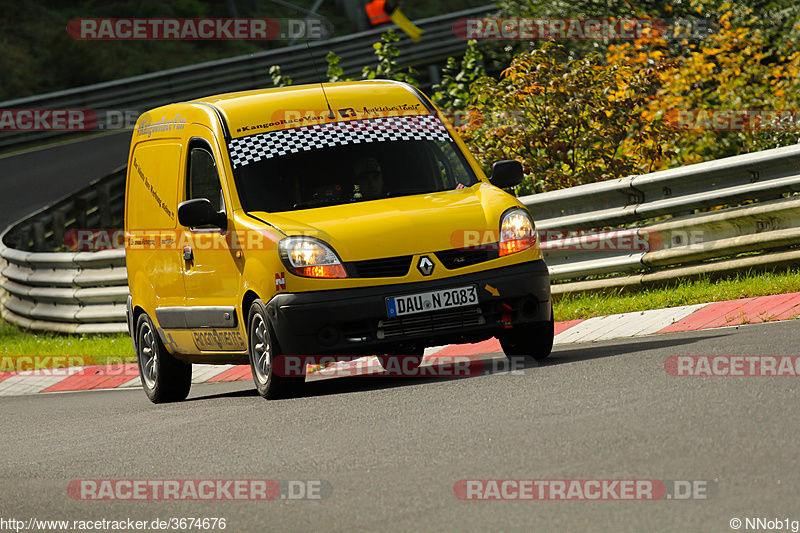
[605,0,800,167]
[431,40,486,109]
[462,42,675,194]
[360,30,419,86]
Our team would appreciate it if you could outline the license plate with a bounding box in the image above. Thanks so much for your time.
[386,285,478,317]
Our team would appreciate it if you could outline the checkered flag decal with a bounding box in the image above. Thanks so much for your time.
[228,115,452,168]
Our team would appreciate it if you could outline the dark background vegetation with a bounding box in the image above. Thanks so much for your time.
[0,0,488,101]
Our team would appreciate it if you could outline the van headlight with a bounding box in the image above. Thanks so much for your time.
[499,208,537,257]
[279,236,347,278]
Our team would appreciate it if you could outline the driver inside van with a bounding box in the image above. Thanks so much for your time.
[352,156,384,199]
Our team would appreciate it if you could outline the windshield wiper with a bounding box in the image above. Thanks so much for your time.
[292,200,325,209]
[383,188,427,198]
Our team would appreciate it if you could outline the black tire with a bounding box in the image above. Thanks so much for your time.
[248,299,303,399]
[135,313,192,403]
[499,305,555,361]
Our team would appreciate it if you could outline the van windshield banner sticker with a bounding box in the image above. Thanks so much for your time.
[227,115,451,168]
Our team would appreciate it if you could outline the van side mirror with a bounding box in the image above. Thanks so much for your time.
[178,198,227,229]
[489,160,524,189]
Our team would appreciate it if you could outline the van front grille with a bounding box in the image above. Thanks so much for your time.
[347,255,413,278]
[434,247,499,269]
[377,307,485,339]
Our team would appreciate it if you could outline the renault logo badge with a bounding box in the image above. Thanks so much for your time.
[417,256,434,276]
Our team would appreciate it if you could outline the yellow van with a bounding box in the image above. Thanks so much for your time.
[124,80,552,402]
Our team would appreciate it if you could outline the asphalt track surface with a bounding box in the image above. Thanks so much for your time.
[1,320,798,531]
[0,131,131,230]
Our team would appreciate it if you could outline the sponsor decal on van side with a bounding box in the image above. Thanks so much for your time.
[193,329,246,351]
[137,115,186,137]
[132,158,176,220]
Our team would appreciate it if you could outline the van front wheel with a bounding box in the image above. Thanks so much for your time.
[135,313,192,403]
[499,305,555,362]
[248,300,302,399]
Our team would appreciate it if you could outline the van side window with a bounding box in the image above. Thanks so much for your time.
[188,147,223,212]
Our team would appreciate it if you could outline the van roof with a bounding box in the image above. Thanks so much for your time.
[192,81,434,139]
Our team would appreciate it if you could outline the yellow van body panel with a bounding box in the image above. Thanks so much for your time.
[125,138,184,315]
[196,82,431,137]
[244,183,541,295]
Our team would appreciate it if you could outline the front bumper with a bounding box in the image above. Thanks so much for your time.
[266,259,551,356]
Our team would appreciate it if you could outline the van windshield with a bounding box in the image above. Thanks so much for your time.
[227,116,480,213]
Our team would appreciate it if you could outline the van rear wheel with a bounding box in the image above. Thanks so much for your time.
[248,300,303,399]
[135,313,192,403]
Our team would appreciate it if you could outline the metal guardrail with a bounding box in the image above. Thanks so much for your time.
[3,143,800,332]
[0,5,495,153]
[2,168,126,252]
[0,249,127,333]
[524,143,800,230]
[524,143,800,295]
[0,168,128,333]
[541,196,800,280]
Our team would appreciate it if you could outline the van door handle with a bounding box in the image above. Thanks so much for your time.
[183,246,193,262]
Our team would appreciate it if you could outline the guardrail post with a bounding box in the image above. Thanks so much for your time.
[75,197,87,230]
[52,210,65,250]
[14,228,30,250]
[32,222,46,252]
[98,184,112,229]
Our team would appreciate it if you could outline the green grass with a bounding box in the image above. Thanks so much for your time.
[2,270,800,370]
[554,270,800,322]
[0,320,134,372]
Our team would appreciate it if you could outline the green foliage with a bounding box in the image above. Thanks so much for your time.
[431,40,486,109]
[463,42,675,194]
[269,65,293,87]
[606,0,800,168]
[326,51,350,83]
[361,30,419,86]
